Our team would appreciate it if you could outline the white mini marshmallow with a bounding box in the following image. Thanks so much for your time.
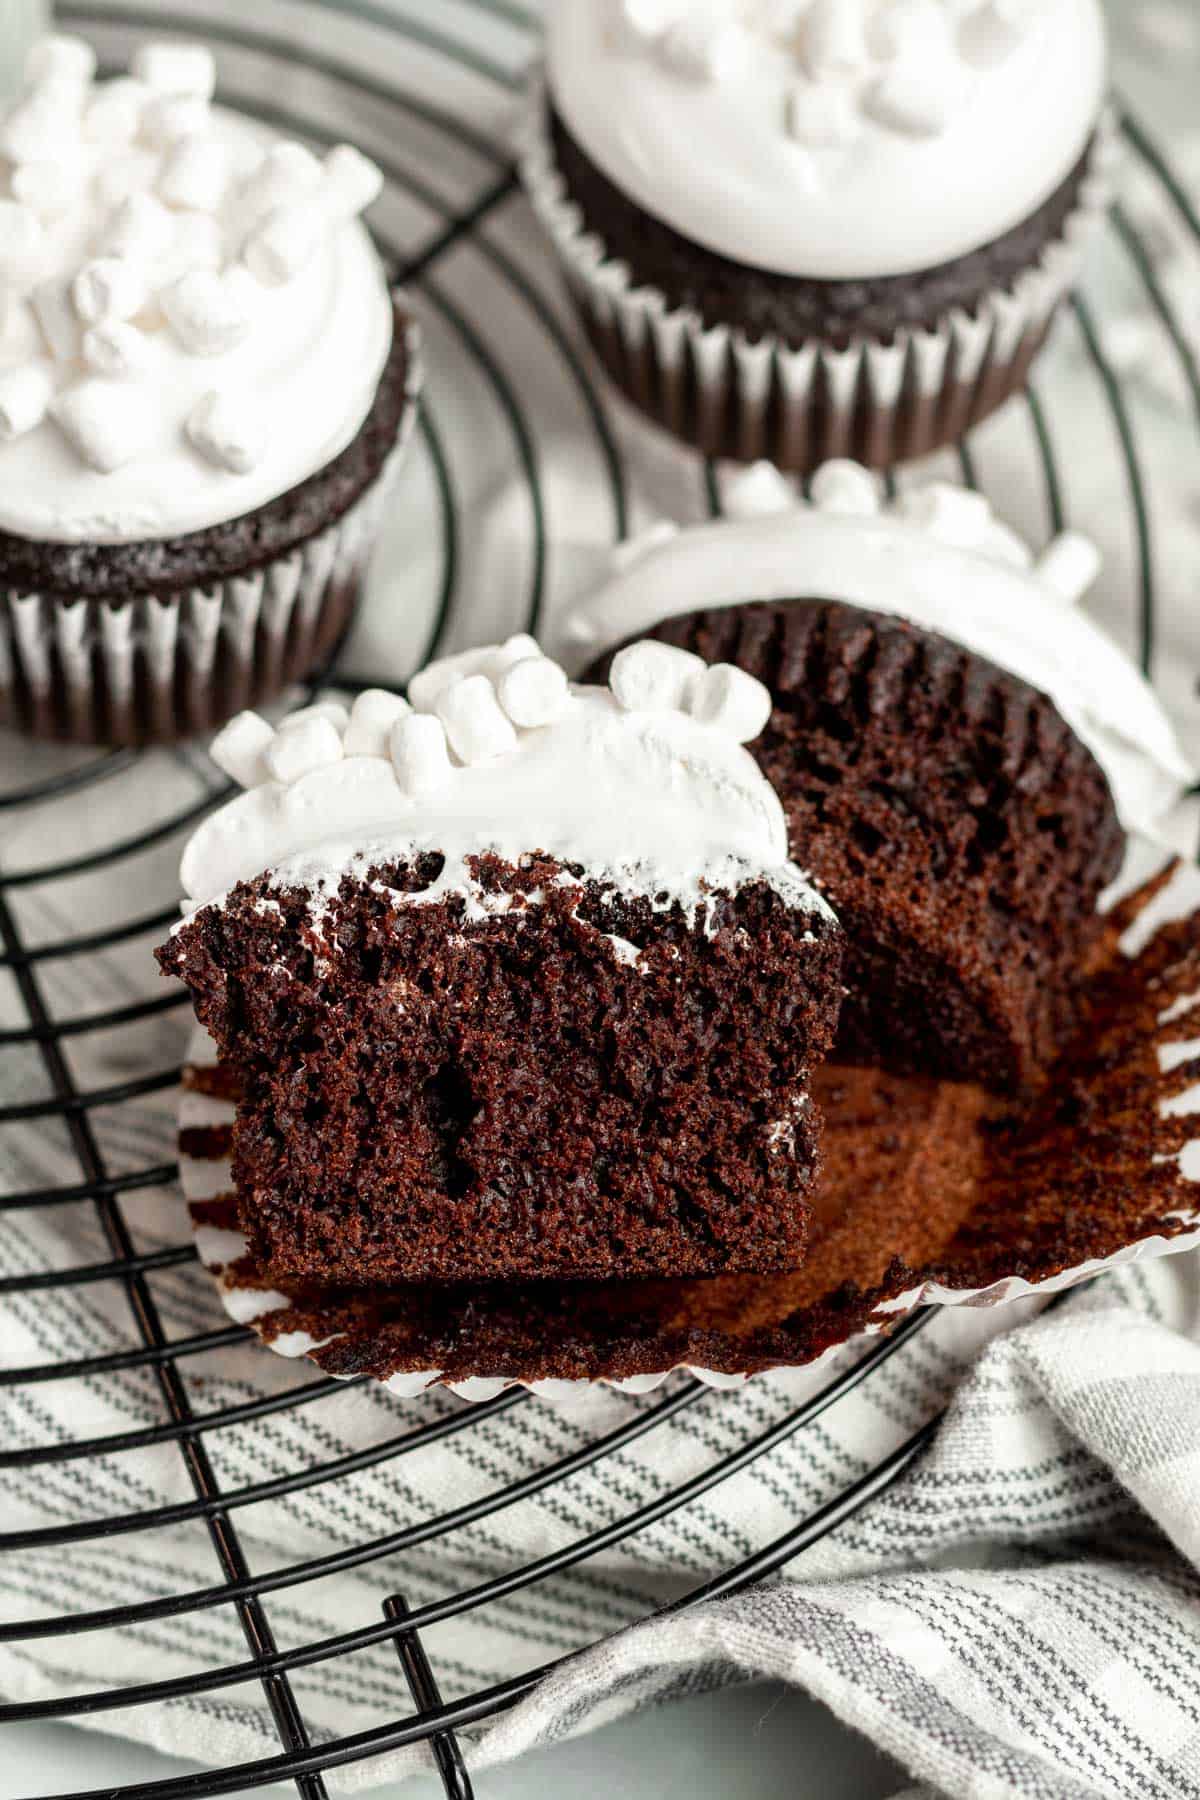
[390,711,452,794]
[234,142,323,234]
[83,77,149,145]
[786,79,860,150]
[163,267,255,356]
[159,136,229,212]
[870,0,950,59]
[132,43,217,101]
[659,16,748,82]
[83,320,153,378]
[436,675,519,764]
[496,656,570,729]
[94,149,159,213]
[100,192,174,261]
[0,87,79,164]
[156,210,225,290]
[610,640,705,714]
[810,459,880,516]
[724,461,799,519]
[344,689,412,757]
[185,388,265,472]
[141,92,210,148]
[52,377,154,472]
[1035,531,1102,605]
[209,710,275,788]
[957,0,1027,67]
[73,257,147,324]
[690,663,773,743]
[801,0,869,78]
[895,481,992,545]
[12,158,81,218]
[30,279,81,362]
[0,362,54,440]
[242,201,322,286]
[0,202,45,286]
[264,716,344,784]
[320,144,384,218]
[25,35,97,88]
[279,701,351,735]
[407,635,541,713]
[863,58,958,138]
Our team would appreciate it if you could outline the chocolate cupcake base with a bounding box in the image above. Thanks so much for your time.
[0,302,422,747]
[518,84,1115,473]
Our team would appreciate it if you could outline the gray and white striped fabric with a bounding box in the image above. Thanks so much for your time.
[5,2,1200,1798]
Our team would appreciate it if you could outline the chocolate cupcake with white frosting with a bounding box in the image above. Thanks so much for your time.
[520,0,1111,470]
[0,34,421,745]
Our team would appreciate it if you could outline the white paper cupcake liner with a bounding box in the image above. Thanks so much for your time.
[0,307,422,746]
[517,78,1117,472]
[174,851,1200,1402]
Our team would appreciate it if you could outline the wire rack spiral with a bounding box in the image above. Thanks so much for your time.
[2,4,1198,1798]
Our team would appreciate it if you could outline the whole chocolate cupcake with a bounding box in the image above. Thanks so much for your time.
[0,34,421,745]
[572,464,1195,1090]
[521,0,1110,471]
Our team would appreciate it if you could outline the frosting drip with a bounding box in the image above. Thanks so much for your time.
[547,0,1107,278]
[179,640,828,928]
[0,35,393,543]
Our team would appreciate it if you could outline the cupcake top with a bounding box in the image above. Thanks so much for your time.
[562,461,1194,835]
[546,0,1107,279]
[179,637,828,927]
[0,35,392,545]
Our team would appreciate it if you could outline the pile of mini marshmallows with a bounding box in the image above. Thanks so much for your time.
[0,35,383,475]
[617,0,1042,143]
[210,637,773,798]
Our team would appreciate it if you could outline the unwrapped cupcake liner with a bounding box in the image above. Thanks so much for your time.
[516,79,1117,473]
[0,309,422,747]
[176,850,1200,1401]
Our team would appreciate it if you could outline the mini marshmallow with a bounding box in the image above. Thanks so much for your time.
[344,689,412,757]
[0,362,54,440]
[787,79,860,150]
[723,461,799,519]
[158,136,229,213]
[863,59,958,138]
[390,711,452,795]
[141,92,210,148]
[242,201,322,287]
[83,77,150,145]
[93,149,159,212]
[209,710,275,788]
[320,145,384,219]
[0,89,78,164]
[0,202,45,285]
[156,210,225,290]
[186,389,265,473]
[72,257,147,324]
[408,635,541,713]
[690,663,773,743]
[132,43,217,102]
[12,159,82,218]
[30,279,81,363]
[83,320,153,378]
[163,267,255,356]
[496,656,570,729]
[1035,531,1102,605]
[659,16,748,82]
[801,0,869,78]
[610,640,705,714]
[869,0,950,60]
[25,35,97,88]
[957,1,1026,67]
[52,377,155,472]
[896,481,992,545]
[278,701,352,735]
[436,675,519,764]
[810,459,880,516]
[100,192,174,262]
[234,142,323,233]
[264,716,344,785]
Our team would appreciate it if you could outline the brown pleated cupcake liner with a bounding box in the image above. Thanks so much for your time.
[517,79,1116,473]
[0,310,422,748]
[178,852,1200,1400]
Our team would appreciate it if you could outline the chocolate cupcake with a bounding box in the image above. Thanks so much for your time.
[0,34,421,745]
[572,464,1195,1090]
[520,1,1111,470]
[160,641,842,1282]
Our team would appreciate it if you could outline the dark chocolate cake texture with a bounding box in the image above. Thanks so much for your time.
[161,638,843,1284]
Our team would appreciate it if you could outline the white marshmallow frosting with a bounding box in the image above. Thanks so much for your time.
[0,35,393,543]
[179,640,829,934]
[547,0,1108,278]
[562,463,1195,837]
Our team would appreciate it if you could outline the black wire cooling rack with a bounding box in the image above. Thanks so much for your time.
[2,5,1200,1798]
